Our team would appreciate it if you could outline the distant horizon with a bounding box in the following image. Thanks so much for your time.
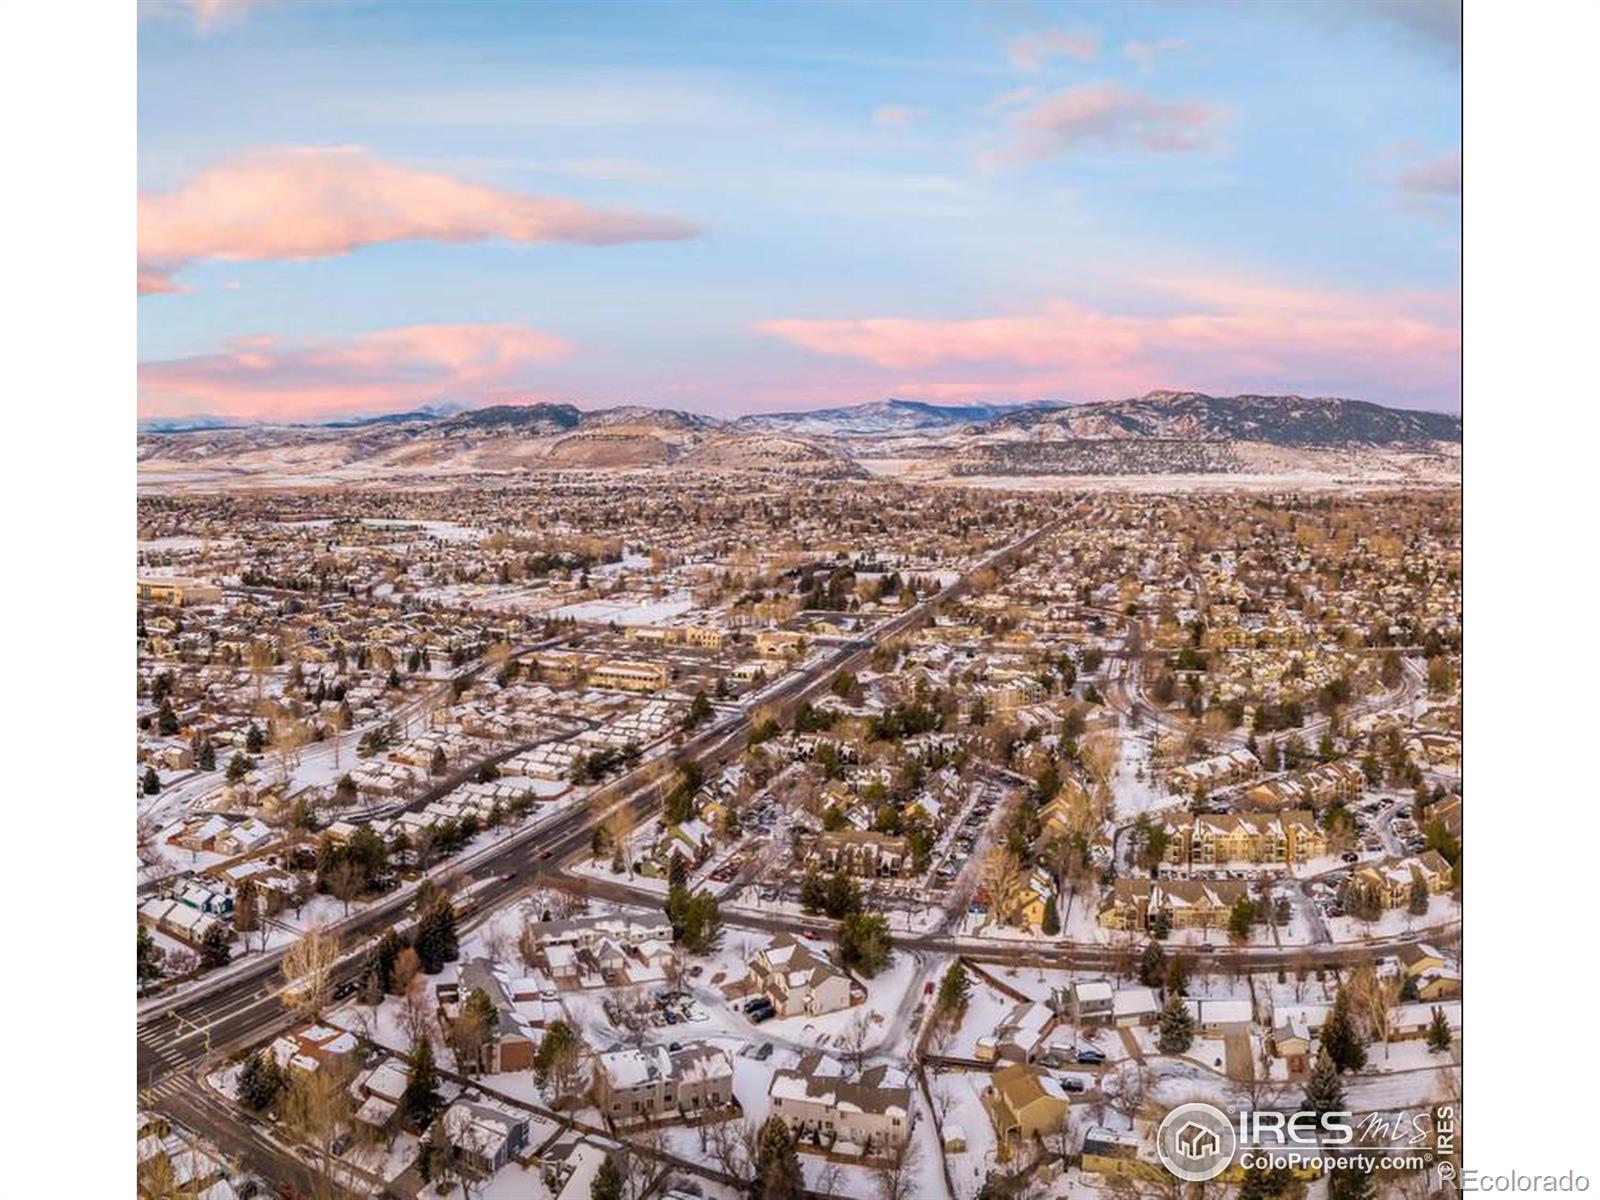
[139,1,1460,421]
[137,387,1464,430]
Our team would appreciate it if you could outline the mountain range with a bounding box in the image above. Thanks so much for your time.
[136,391,1461,486]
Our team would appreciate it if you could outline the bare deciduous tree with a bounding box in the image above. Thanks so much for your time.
[873,1134,922,1200]
[280,925,340,1021]
[982,846,1025,926]
[704,1119,759,1192]
[400,971,433,1044]
[840,1008,875,1075]
[1348,963,1401,1062]
[329,859,364,917]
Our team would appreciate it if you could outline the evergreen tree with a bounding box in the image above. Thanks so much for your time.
[245,723,265,753]
[668,853,688,891]
[1407,877,1430,916]
[1303,1047,1346,1117]
[227,752,252,783]
[751,1116,803,1200]
[1227,895,1257,941]
[197,738,216,771]
[369,928,404,995]
[401,1034,442,1128]
[429,746,448,776]
[1426,1006,1452,1053]
[823,870,861,919]
[137,925,162,984]
[936,961,971,1016]
[1321,984,1367,1071]
[1040,893,1061,935]
[591,1154,625,1200]
[414,899,459,974]
[237,1049,284,1112]
[1239,1163,1298,1200]
[142,766,162,796]
[199,922,232,969]
[835,912,893,976]
[1157,991,1195,1054]
[798,865,827,914]
[1165,954,1188,996]
[1138,941,1166,987]
[683,690,714,731]
[1327,1163,1378,1200]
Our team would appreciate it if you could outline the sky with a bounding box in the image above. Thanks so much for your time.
[137,0,1461,422]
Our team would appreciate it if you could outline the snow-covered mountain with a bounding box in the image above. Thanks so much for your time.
[986,391,1461,445]
[136,391,1460,486]
[731,398,1059,436]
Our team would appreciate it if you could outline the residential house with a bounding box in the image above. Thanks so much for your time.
[435,958,542,1073]
[768,1053,911,1156]
[439,1099,530,1175]
[985,1063,1070,1143]
[748,935,856,1018]
[1064,980,1114,1025]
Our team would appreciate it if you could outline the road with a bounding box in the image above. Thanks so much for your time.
[135,514,1068,1183]
[138,510,1457,1198]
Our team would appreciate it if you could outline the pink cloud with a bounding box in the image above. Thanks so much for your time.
[1007,30,1100,72]
[1394,148,1461,198]
[137,146,699,293]
[754,281,1460,408]
[139,0,261,36]
[872,105,923,129]
[984,83,1225,167]
[138,323,573,421]
[1122,38,1185,75]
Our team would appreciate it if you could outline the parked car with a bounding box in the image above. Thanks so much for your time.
[754,1043,774,1061]
[1075,1047,1107,1065]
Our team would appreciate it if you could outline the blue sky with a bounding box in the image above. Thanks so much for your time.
[137,0,1461,419]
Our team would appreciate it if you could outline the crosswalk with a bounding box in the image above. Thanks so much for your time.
[136,1024,186,1086]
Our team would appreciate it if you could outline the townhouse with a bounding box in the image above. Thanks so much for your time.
[593,1043,735,1124]
[808,830,911,878]
[768,1054,911,1156]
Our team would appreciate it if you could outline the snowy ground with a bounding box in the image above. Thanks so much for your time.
[550,592,695,626]
[1325,894,1459,943]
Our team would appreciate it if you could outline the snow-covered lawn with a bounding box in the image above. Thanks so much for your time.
[1326,894,1459,943]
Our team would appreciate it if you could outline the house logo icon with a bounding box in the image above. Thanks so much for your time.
[1175,1120,1221,1160]
[1157,1103,1236,1182]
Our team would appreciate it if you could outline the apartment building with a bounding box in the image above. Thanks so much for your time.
[1348,850,1454,909]
[1164,810,1326,867]
[587,659,670,693]
[1097,878,1251,932]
